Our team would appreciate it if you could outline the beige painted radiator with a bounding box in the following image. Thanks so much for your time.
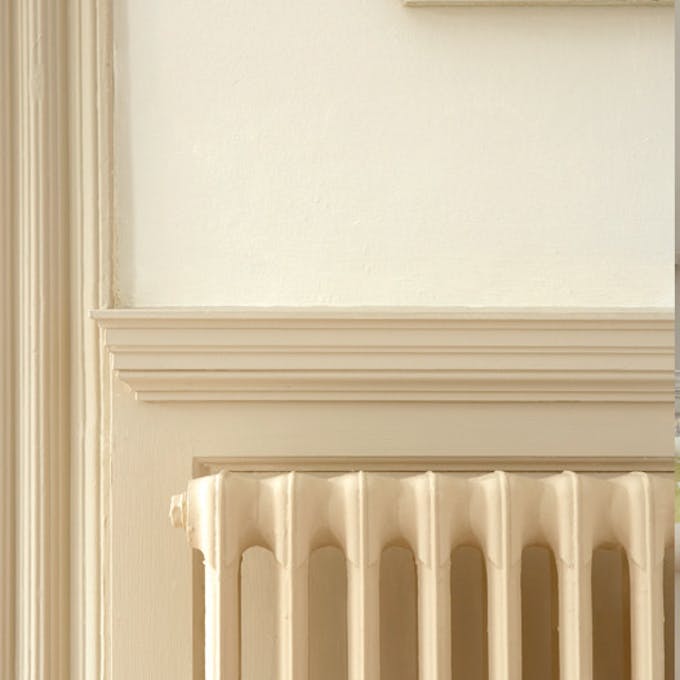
[170,471,672,680]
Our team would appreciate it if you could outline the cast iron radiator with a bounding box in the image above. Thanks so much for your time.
[170,471,672,680]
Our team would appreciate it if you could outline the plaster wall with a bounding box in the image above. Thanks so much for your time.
[114,0,673,308]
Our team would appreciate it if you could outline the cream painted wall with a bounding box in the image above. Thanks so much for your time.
[114,1,673,307]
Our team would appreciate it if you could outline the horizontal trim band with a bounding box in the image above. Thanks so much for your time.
[94,308,673,403]
[194,455,674,474]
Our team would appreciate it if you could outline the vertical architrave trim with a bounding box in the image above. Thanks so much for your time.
[6,1,114,677]
[1,3,16,678]
[15,0,71,678]
[68,1,114,679]
[9,0,114,678]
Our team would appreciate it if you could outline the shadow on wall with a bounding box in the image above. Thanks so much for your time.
[229,540,672,680]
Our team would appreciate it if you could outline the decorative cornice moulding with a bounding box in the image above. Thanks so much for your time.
[93,308,673,403]
[404,0,672,7]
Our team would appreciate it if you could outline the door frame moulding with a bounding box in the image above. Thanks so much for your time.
[1,2,15,676]
[13,1,72,678]
[68,1,115,679]
[3,1,115,679]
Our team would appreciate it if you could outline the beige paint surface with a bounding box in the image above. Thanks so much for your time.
[114,1,672,307]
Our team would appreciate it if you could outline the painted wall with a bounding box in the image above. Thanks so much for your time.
[114,0,673,308]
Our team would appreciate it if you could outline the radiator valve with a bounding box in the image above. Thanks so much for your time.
[169,492,187,529]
